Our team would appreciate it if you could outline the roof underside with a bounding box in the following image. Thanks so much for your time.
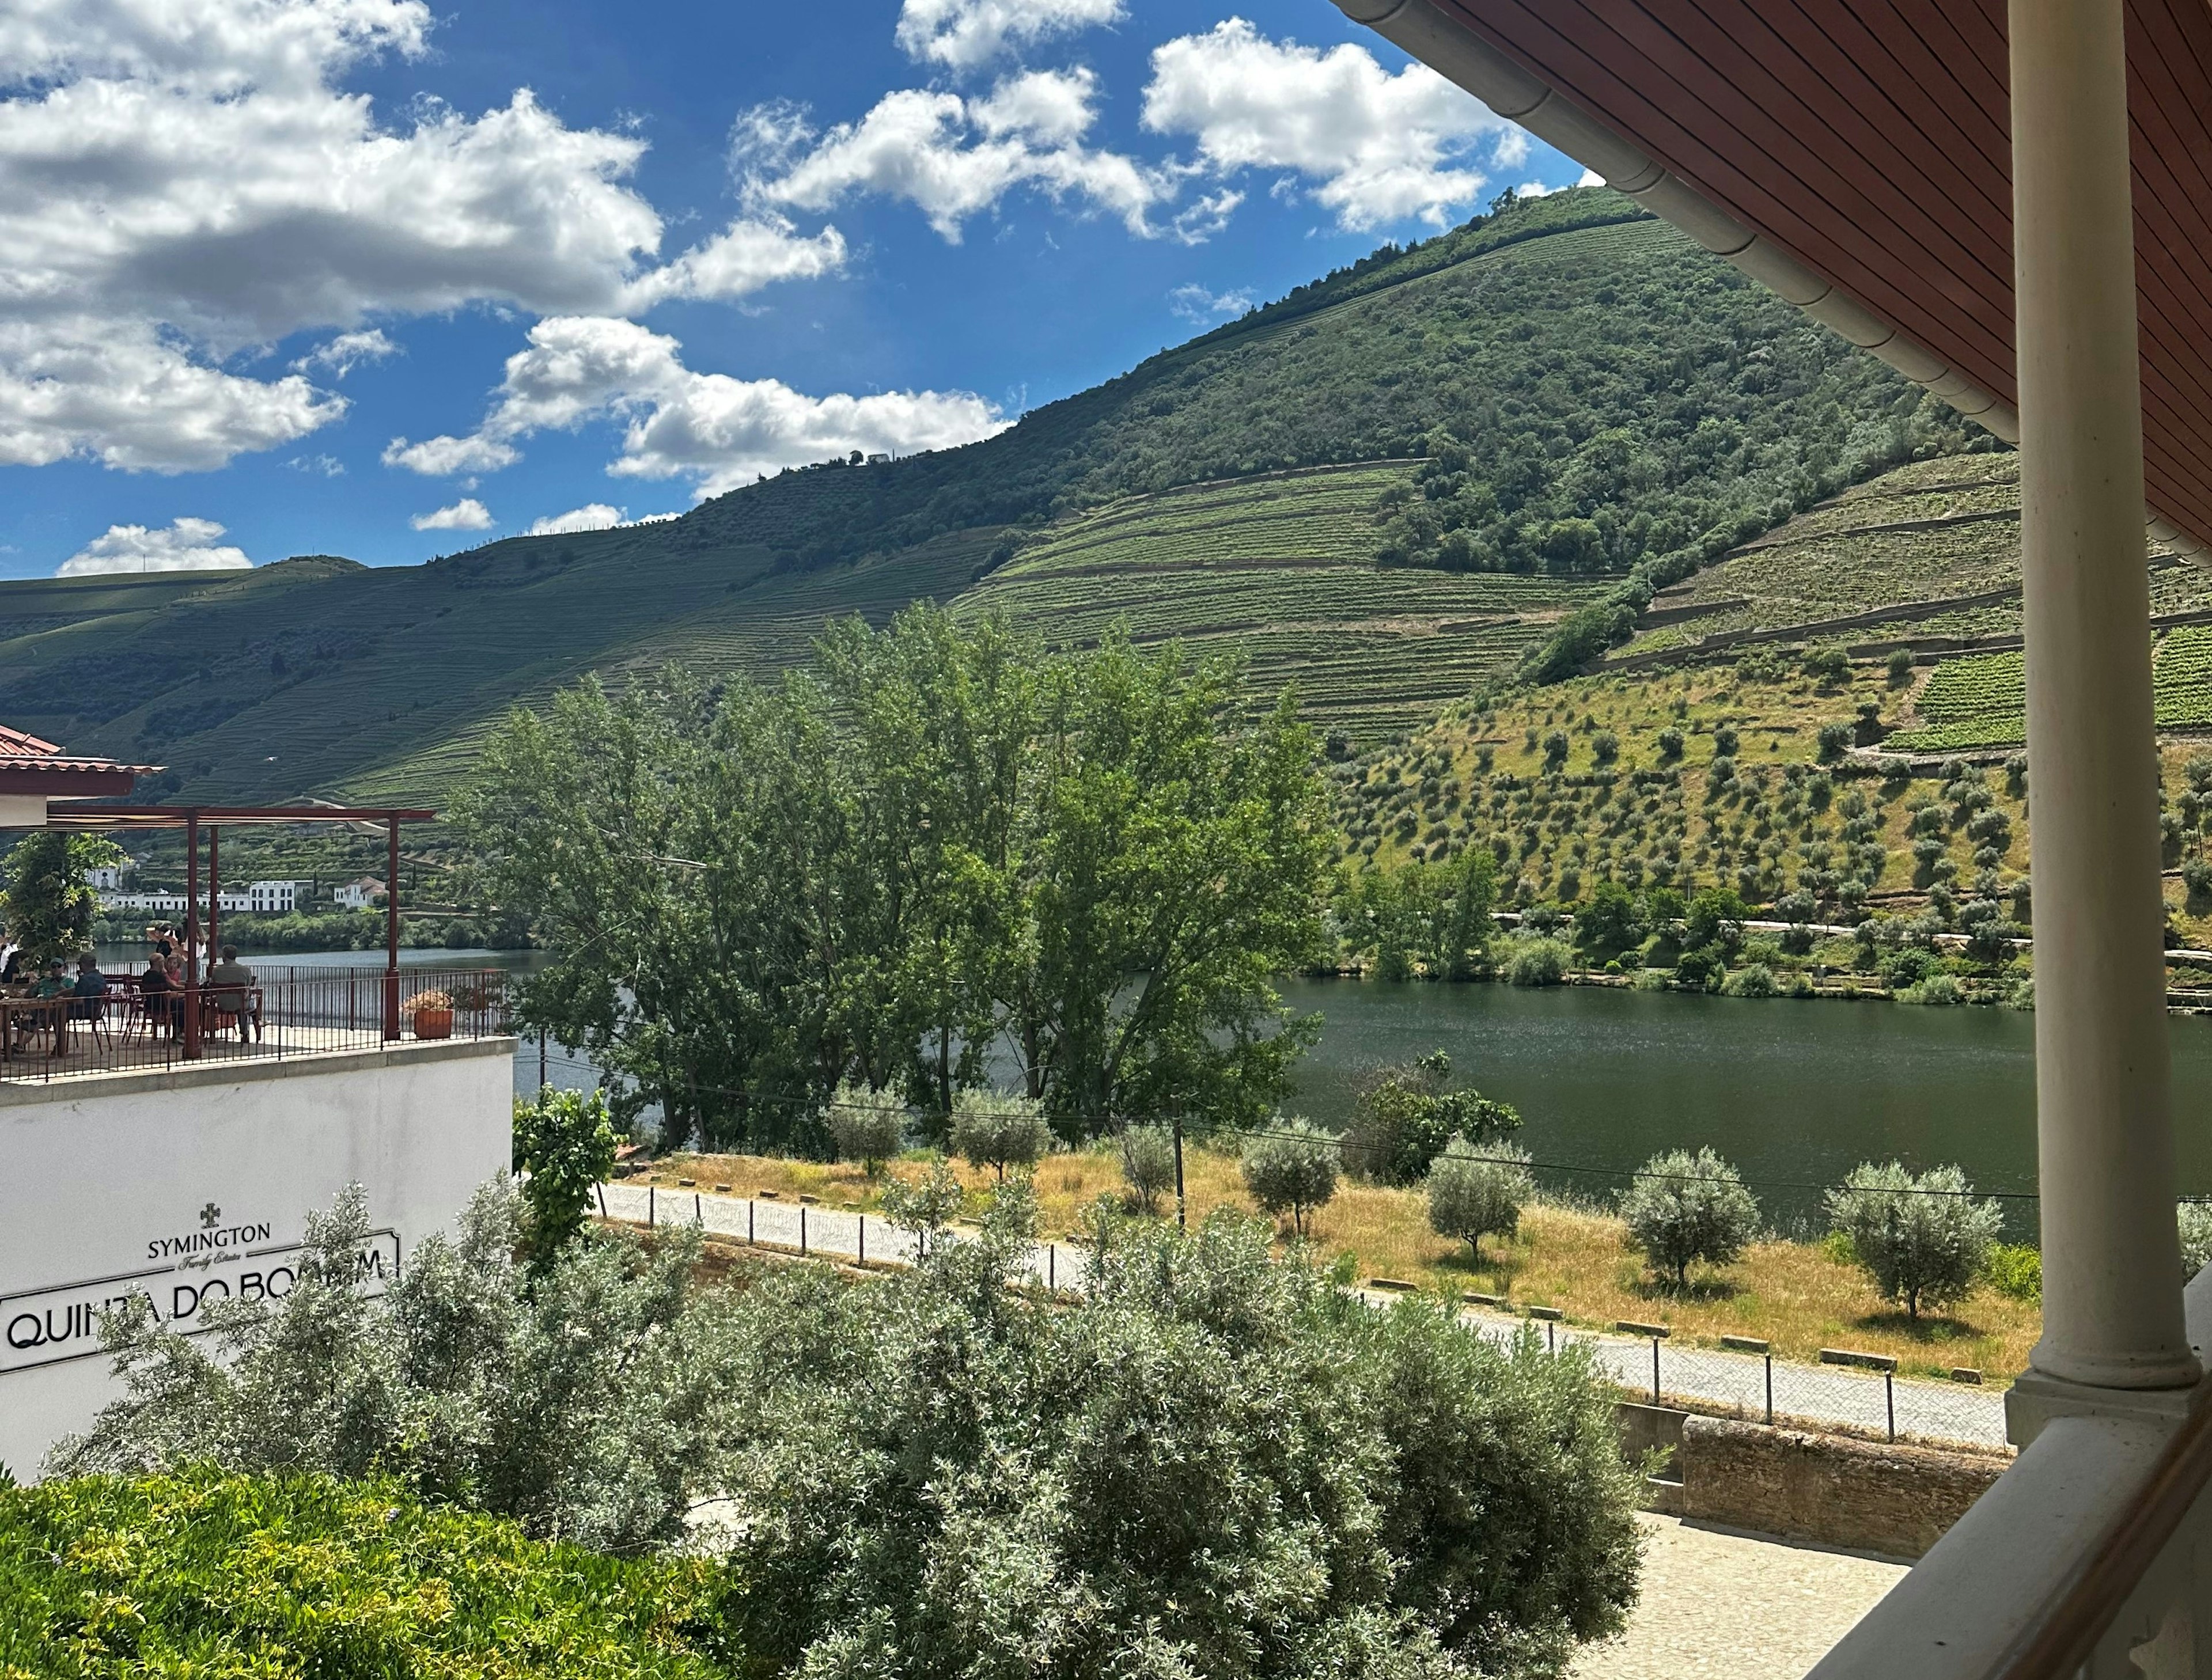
[1426,0,2212,551]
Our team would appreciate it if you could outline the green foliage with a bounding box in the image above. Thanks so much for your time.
[1340,849,1498,979]
[1987,1244,2043,1304]
[1503,934,1570,987]
[1119,1124,1179,1215]
[1682,886,1747,956]
[1721,962,1778,998]
[1825,1162,2002,1318]
[1897,972,1965,1006]
[1575,879,1643,954]
[456,609,1330,1147]
[706,1211,1641,1679]
[2180,1201,2212,1280]
[879,1158,966,1257]
[512,1086,618,1265]
[1618,1149,1760,1289]
[949,1087,1051,1180]
[1,832,123,966]
[47,1182,741,1553]
[1242,1121,1343,1237]
[826,1082,907,1174]
[1426,1140,1535,1260]
[1341,1051,1522,1185]
[0,1471,728,1679]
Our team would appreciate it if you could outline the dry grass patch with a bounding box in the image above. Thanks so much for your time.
[645,1143,2039,1383]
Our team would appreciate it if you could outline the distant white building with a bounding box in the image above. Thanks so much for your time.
[98,890,190,915]
[334,877,385,910]
[97,881,307,916]
[247,879,308,913]
[85,858,134,892]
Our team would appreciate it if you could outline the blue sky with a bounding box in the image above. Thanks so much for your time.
[0,0,1584,581]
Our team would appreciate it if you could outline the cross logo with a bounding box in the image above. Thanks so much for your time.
[199,1203,221,1230]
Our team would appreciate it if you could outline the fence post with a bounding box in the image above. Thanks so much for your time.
[1765,1352,1774,1426]
[748,1199,755,1244]
[694,1192,702,1226]
[1885,1370,1896,1442]
[801,1205,808,1257]
[859,1213,866,1266]
[596,1184,608,1219]
[647,1185,655,1229]
[1048,1243,1055,1291]
[1547,1320,1555,1354]
[1651,1336,1661,1405]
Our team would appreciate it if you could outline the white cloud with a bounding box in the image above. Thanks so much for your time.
[1168,282,1255,321]
[293,328,399,377]
[1577,168,1605,187]
[381,433,521,476]
[286,452,345,475]
[740,70,1176,242]
[1141,19,1512,232]
[0,0,846,474]
[397,315,1008,499]
[527,502,624,534]
[57,516,251,577]
[411,498,494,530]
[895,0,1124,71]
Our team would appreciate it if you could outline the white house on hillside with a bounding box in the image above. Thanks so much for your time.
[334,877,385,910]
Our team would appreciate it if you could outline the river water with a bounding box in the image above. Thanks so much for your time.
[117,945,2212,1236]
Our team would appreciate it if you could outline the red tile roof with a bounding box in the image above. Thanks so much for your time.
[0,723,163,783]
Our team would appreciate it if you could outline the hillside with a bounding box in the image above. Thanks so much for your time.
[0,187,1969,807]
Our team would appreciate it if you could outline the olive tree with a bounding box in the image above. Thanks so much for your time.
[826,1082,906,1175]
[1426,1139,1534,1261]
[1119,1124,1178,1216]
[1241,1120,1340,1237]
[880,1158,966,1258]
[1619,1148,1760,1290]
[949,1087,1050,1181]
[1826,1162,2002,1318]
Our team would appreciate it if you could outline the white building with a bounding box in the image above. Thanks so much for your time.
[334,877,385,910]
[85,859,132,892]
[246,879,308,913]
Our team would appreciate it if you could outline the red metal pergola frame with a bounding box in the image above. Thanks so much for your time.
[41,805,436,1057]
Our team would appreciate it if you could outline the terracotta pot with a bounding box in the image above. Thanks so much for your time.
[412,1006,454,1040]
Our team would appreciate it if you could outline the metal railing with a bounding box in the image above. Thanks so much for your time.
[0,964,510,1083]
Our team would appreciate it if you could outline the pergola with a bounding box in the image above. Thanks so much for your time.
[1328,0,2212,1671]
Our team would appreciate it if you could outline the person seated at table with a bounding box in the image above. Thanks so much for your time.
[139,953,177,1036]
[204,945,257,1041]
[69,953,106,1021]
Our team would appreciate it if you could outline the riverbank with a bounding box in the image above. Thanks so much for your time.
[637,1146,2043,1383]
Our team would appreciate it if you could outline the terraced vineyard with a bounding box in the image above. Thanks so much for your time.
[966,464,1606,744]
[1890,651,2027,751]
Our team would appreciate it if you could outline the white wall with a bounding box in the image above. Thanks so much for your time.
[0,1038,513,1476]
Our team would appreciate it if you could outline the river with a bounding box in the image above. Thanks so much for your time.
[118,945,2212,1237]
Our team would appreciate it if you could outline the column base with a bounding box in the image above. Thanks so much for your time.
[2006,1367,2209,1449]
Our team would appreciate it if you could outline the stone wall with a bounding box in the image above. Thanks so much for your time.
[1679,1414,2006,1559]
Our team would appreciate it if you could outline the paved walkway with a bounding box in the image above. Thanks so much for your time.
[596,1182,2008,1447]
[1569,1514,1906,1680]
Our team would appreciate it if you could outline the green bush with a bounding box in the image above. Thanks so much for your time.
[1119,1124,1179,1215]
[1826,1162,2002,1318]
[1504,934,1570,987]
[949,1087,1051,1180]
[1987,1244,2042,1304]
[1722,962,1777,999]
[512,1084,617,1264]
[1426,1139,1535,1260]
[1241,1120,1342,1237]
[879,1158,967,1257]
[1618,1149,1760,1289]
[1898,973,1965,1006]
[826,1081,907,1174]
[1338,1051,1521,1185]
[0,1471,726,1679]
[706,1212,1642,1679]
[2181,1201,2212,1280]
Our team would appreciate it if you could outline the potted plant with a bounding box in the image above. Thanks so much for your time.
[407,988,454,1040]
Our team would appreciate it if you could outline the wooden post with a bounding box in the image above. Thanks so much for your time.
[183,813,200,1059]
[206,826,219,972]
[382,816,400,1042]
[1173,1111,1186,1231]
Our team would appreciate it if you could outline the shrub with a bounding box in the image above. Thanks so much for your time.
[2181,1201,2212,1279]
[1888,648,1915,687]
[1426,1140,1535,1261]
[1816,722,1852,763]
[1592,729,1619,765]
[48,1182,738,1552]
[1119,1124,1179,1215]
[1504,934,1570,987]
[0,1472,728,1679]
[949,1087,1050,1180]
[880,1158,966,1257]
[1339,1052,1522,1185]
[1722,962,1777,998]
[1241,1120,1342,1237]
[1825,1162,2002,1317]
[1618,1149,1760,1289]
[512,1086,618,1266]
[1987,1244,2042,1303]
[1656,726,1685,761]
[825,1081,906,1175]
[1898,973,1965,1006]
[1,831,123,966]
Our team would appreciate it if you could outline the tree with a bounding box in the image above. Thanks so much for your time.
[1575,879,1642,954]
[512,1086,618,1267]
[1825,1162,2003,1318]
[2,831,123,966]
[949,1087,1050,1181]
[1339,1050,1522,1185]
[1619,1148,1760,1289]
[826,1082,907,1175]
[880,1158,967,1258]
[1119,1124,1178,1215]
[1683,886,1748,956]
[2181,1201,2212,1279]
[1241,1120,1341,1237]
[1426,1139,1534,1261]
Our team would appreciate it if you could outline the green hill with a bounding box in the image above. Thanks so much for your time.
[0,187,1974,807]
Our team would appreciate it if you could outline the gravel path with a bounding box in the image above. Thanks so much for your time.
[1569,1514,1907,1680]
[597,1182,2008,1447]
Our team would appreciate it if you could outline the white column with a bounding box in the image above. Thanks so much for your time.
[2013,0,2198,1390]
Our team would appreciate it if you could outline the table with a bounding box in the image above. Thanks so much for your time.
[0,995,67,1061]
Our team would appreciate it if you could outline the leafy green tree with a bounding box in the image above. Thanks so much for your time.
[511,1086,618,1266]
[1575,879,1643,954]
[1119,1124,1179,1215]
[1426,1139,1535,1261]
[880,1158,966,1258]
[1,832,123,966]
[1340,1051,1522,1184]
[1683,886,1748,955]
[825,1082,907,1175]
[949,1087,1050,1181]
[1825,1162,2002,1318]
[1241,1121,1342,1237]
[1619,1149,1760,1289]
[2181,1201,2212,1279]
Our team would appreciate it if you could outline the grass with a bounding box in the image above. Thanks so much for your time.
[642,1143,2040,1385]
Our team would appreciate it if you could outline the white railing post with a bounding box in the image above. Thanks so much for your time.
[2009,0,2199,1408]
